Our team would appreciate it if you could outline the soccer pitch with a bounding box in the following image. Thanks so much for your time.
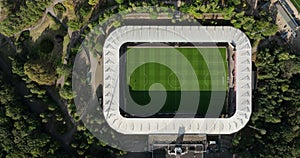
[291,0,300,12]
[125,47,228,116]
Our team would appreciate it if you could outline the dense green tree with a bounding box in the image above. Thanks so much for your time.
[179,0,277,40]
[0,84,14,105]
[88,0,98,6]
[24,60,57,85]
[54,3,66,13]
[0,72,66,157]
[232,43,300,157]
[115,0,124,5]
[56,64,71,78]
[59,87,75,100]
[67,20,81,31]
[0,0,52,36]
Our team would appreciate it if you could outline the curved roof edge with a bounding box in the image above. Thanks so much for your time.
[103,25,252,135]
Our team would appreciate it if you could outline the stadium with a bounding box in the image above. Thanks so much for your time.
[102,25,252,135]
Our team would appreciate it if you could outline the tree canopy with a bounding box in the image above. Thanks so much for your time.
[0,0,52,36]
[0,72,67,157]
[24,60,57,85]
[232,43,300,157]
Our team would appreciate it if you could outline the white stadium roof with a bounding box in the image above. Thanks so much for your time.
[103,26,252,135]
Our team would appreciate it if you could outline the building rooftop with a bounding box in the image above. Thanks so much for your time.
[276,1,299,37]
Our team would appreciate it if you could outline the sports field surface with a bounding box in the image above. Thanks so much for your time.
[291,0,300,12]
[125,47,228,116]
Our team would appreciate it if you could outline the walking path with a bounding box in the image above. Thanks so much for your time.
[15,0,66,35]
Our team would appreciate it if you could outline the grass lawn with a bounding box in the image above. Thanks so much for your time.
[291,0,300,12]
[125,47,228,116]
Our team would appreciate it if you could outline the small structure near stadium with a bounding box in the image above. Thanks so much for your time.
[102,26,252,135]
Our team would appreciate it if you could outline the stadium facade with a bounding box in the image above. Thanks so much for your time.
[103,26,252,135]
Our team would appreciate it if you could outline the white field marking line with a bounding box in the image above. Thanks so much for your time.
[126,46,228,48]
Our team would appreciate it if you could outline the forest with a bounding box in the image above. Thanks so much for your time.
[232,43,300,157]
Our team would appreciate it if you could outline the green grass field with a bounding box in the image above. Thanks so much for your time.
[291,0,300,12]
[125,47,228,116]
